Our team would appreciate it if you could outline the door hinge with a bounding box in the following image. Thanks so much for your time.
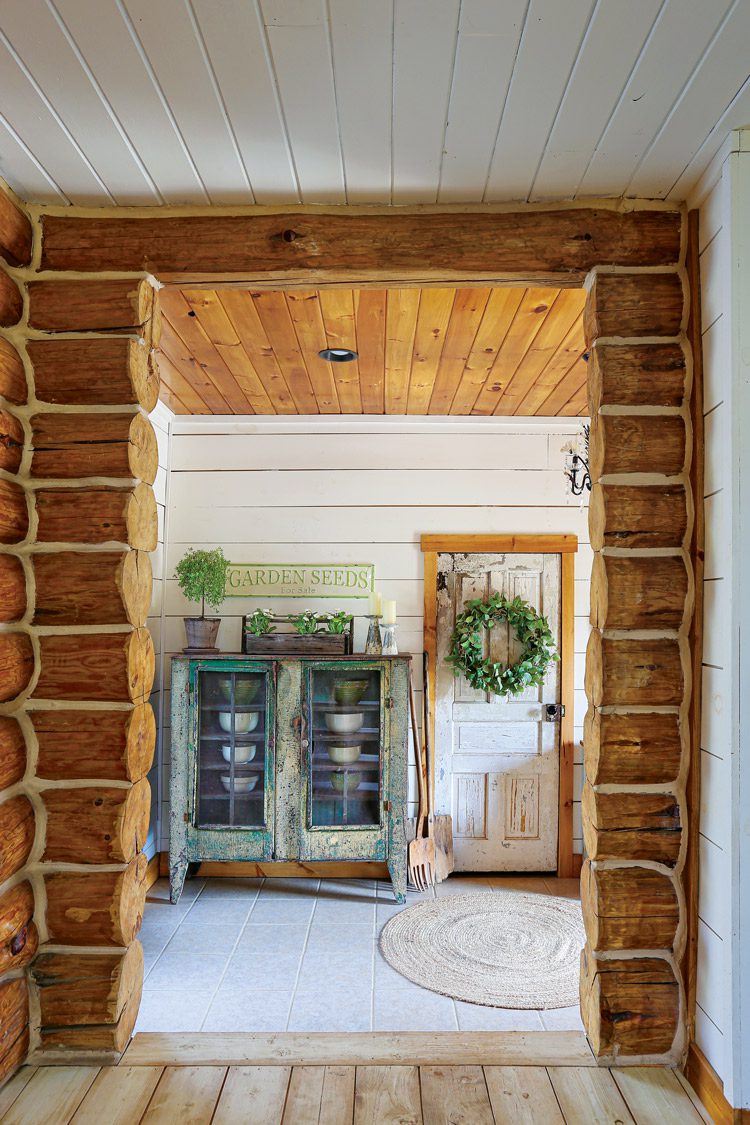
[183,812,190,823]
[544,703,565,721]
[383,800,392,812]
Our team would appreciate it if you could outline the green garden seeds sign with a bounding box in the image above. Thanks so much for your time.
[225,563,374,599]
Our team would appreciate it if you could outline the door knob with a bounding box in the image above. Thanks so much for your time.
[544,703,565,721]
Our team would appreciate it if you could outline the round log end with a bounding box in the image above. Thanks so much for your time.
[0,716,26,789]
[584,629,603,709]
[0,796,35,884]
[127,702,157,780]
[0,271,23,328]
[126,483,158,551]
[0,554,26,622]
[127,627,155,702]
[0,632,34,702]
[121,550,153,627]
[129,413,159,485]
[118,778,151,863]
[0,338,27,405]
[0,479,29,544]
[0,409,24,475]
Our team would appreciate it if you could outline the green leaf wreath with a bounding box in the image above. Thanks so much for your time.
[447,593,558,697]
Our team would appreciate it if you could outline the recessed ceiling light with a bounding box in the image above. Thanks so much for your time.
[319,347,358,362]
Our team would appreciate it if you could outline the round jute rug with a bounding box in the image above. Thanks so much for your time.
[379,891,585,1009]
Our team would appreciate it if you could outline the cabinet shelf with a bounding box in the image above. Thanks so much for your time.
[199,703,266,713]
[199,762,265,772]
[199,732,266,742]
[312,701,380,713]
[311,758,379,771]
[200,792,263,802]
[311,729,379,740]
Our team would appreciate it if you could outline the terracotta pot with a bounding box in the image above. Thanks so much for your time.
[183,617,220,651]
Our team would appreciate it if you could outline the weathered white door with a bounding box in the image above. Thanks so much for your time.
[435,552,561,871]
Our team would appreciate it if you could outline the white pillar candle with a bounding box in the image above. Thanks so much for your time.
[368,591,382,615]
[382,599,397,625]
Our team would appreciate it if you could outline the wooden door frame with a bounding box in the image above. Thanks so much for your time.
[421,533,578,879]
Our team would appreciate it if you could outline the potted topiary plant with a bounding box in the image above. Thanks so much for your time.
[174,547,227,652]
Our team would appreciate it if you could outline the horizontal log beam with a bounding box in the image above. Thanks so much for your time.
[0,479,29,544]
[0,410,23,475]
[589,414,687,480]
[582,784,682,867]
[0,796,35,883]
[0,190,32,267]
[0,633,34,703]
[584,709,682,786]
[589,483,688,550]
[32,941,143,1027]
[581,861,679,951]
[0,979,29,1087]
[0,717,26,790]
[0,338,27,405]
[35,482,158,550]
[27,278,155,333]
[28,338,159,412]
[0,554,26,622]
[45,854,148,947]
[590,554,689,631]
[0,881,38,974]
[33,703,155,782]
[31,411,158,483]
[39,208,682,278]
[588,342,686,412]
[585,631,685,707]
[33,549,152,627]
[33,628,155,703]
[38,983,141,1052]
[581,946,679,1057]
[584,272,684,343]
[42,778,150,864]
[0,271,23,327]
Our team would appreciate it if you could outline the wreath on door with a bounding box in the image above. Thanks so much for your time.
[446,592,558,697]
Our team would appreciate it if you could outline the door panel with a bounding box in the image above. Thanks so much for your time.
[435,551,561,871]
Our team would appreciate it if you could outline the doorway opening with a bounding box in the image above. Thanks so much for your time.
[136,281,590,1036]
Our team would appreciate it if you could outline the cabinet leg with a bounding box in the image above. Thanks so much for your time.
[170,856,188,904]
[387,855,407,904]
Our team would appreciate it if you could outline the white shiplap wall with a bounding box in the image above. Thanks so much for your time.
[145,400,174,861]
[156,416,591,857]
[691,128,750,1107]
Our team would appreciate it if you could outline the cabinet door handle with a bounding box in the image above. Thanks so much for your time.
[301,738,309,749]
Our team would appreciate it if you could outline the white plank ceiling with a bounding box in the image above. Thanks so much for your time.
[1,0,749,207]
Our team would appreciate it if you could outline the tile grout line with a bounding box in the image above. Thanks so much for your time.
[195,877,266,1032]
[285,878,322,1032]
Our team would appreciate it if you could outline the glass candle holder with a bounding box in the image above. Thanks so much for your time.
[365,615,382,655]
[381,623,398,655]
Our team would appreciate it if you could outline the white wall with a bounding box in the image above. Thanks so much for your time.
[691,128,750,1108]
[146,400,173,861]
[157,416,591,857]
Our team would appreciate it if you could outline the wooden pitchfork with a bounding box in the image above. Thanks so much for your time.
[407,661,435,891]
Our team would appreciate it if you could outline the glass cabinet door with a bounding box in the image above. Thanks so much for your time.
[192,664,272,831]
[307,665,384,830]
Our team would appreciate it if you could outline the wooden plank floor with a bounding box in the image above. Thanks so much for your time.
[0,1036,712,1124]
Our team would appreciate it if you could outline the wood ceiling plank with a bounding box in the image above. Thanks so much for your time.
[182,289,273,413]
[218,291,297,414]
[540,356,589,416]
[153,354,192,415]
[449,287,524,415]
[428,287,491,415]
[385,288,420,414]
[354,289,387,414]
[494,288,585,414]
[158,318,231,414]
[318,289,363,413]
[406,287,456,414]
[472,287,556,415]
[159,290,253,413]
[514,313,586,416]
[251,291,320,414]
[284,291,340,413]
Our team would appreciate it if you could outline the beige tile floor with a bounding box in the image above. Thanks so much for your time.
[136,874,584,1035]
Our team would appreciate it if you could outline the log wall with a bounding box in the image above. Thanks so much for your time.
[1,189,696,1070]
[0,183,157,1069]
[582,260,695,1064]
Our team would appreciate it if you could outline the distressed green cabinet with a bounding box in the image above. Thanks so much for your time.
[169,654,410,903]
